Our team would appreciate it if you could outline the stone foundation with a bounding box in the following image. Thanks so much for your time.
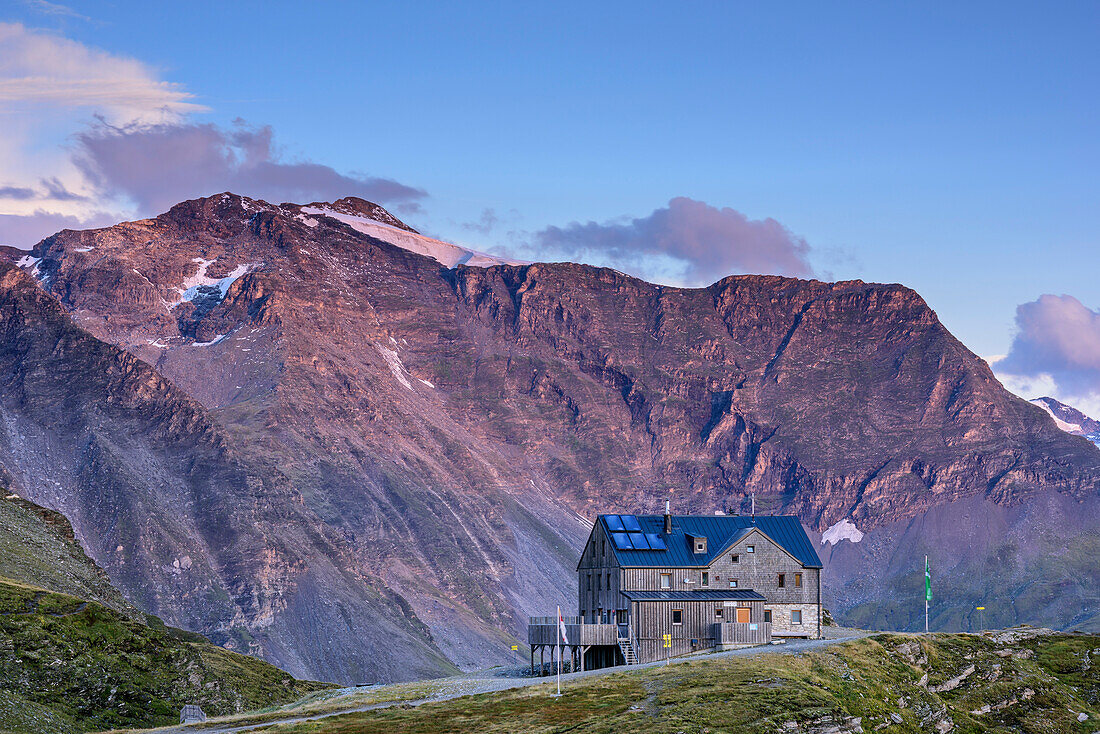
[766,603,820,637]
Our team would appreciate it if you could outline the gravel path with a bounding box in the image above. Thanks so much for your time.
[149,631,871,734]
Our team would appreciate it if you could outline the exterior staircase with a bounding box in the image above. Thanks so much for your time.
[617,628,639,665]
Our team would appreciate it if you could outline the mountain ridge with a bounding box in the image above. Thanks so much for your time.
[2,192,1098,681]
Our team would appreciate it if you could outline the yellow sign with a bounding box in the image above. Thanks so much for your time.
[663,633,672,648]
[976,607,985,611]
[511,645,519,651]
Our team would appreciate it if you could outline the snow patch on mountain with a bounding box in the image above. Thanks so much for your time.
[302,206,525,269]
[1031,398,1084,434]
[193,333,228,347]
[822,518,864,545]
[171,259,256,309]
[377,345,413,390]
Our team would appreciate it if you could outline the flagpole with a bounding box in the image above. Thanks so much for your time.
[556,605,562,696]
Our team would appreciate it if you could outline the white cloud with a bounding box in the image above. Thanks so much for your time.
[0,22,205,123]
[989,294,1100,421]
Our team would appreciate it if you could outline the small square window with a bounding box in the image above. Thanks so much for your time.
[660,573,672,589]
[746,545,755,553]
[715,607,724,619]
[729,579,738,588]
[792,610,802,625]
[672,609,683,625]
[701,571,709,587]
[731,554,739,564]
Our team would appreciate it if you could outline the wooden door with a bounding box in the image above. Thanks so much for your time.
[736,607,751,623]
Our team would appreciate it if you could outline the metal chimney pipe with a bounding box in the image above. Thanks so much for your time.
[664,500,672,534]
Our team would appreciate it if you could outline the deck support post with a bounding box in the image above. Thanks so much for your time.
[581,645,589,671]
[540,645,545,676]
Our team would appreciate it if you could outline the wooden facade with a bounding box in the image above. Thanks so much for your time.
[530,511,823,672]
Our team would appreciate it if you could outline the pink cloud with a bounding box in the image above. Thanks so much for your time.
[995,294,1100,398]
[531,197,813,286]
[73,119,427,216]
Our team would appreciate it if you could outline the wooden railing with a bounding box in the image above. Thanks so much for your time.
[527,620,620,646]
[715,621,771,645]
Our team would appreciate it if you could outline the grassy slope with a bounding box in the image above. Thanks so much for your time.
[0,495,139,618]
[0,494,333,733]
[262,632,1099,734]
[0,580,331,733]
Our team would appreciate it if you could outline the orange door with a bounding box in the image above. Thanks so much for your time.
[736,607,751,623]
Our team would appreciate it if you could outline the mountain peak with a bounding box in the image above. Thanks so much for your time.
[1030,396,1100,445]
[304,196,418,233]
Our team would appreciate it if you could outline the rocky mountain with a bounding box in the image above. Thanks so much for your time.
[1030,397,1100,447]
[4,193,1099,682]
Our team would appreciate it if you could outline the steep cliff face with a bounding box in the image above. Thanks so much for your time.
[6,193,1100,681]
[0,261,473,683]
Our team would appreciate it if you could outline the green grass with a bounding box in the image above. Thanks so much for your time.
[0,580,332,733]
[251,632,1100,734]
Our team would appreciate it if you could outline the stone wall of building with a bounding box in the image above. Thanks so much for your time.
[765,602,820,637]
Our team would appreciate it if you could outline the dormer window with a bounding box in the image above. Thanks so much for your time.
[694,537,707,554]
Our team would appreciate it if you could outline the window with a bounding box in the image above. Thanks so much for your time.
[701,571,709,587]
[672,609,683,625]
[729,579,738,588]
[660,573,672,589]
[731,554,739,564]
[693,537,707,553]
[778,573,786,588]
[764,609,772,623]
[792,610,803,625]
[715,607,724,619]
[746,545,755,553]
[794,572,802,588]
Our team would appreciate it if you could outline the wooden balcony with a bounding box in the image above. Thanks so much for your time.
[715,620,771,646]
[527,618,621,646]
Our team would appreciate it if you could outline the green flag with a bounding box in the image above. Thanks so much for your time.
[925,558,932,602]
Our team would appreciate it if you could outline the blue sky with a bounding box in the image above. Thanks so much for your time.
[2,1,1098,411]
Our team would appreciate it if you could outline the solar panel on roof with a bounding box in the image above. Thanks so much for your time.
[620,515,642,532]
[611,532,633,550]
[627,532,648,549]
[605,515,625,532]
[644,533,667,550]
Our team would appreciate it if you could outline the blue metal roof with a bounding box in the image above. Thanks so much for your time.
[598,514,823,569]
[621,589,766,602]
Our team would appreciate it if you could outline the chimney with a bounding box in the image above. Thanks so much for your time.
[664,500,672,535]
